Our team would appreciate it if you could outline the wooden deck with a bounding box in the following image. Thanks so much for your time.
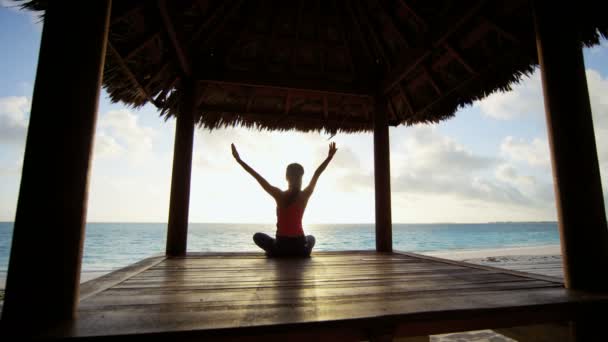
[44,251,608,340]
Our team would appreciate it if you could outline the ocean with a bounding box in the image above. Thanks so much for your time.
[0,222,560,273]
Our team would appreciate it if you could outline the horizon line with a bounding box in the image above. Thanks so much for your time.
[0,220,560,225]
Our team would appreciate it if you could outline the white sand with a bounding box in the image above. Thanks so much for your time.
[423,244,561,260]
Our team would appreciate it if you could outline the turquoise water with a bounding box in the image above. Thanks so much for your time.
[0,222,560,272]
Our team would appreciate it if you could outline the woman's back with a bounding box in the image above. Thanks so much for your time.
[276,191,307,237]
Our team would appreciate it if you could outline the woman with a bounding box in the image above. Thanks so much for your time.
[231,142,337,257]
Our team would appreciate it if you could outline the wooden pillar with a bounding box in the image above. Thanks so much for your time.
[166,80,196,257]
[374,98,393,252]
[533,1,608,291]
[2,0,112,324]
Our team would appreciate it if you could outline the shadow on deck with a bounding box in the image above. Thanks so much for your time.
[44,251,608,341]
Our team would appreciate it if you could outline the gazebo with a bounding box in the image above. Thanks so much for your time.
[2,0,608,340]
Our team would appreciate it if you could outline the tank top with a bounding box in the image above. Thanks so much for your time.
[276,203,305,237]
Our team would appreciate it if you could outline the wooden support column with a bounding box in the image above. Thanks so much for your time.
[166,80,196,257]
[533,1,608,291]
[2,0,111,324]
[374,97,393,252]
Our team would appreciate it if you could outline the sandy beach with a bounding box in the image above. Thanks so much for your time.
[424,244,563,279]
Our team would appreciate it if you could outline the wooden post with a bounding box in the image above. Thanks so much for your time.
[374,97,393,252]
[166,80,196,257]
[2,0,112,325]
[533,1,608,291]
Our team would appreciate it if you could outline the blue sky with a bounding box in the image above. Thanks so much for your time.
[1,3,607,223]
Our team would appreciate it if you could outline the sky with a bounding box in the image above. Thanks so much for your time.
[1,3,607,224]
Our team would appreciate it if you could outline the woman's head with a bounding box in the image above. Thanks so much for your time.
[286,163,304,189]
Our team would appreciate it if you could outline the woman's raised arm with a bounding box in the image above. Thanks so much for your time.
[304,142,337,196]
[231,144,281,200]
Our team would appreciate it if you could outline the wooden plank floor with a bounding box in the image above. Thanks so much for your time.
[47,251,608,340]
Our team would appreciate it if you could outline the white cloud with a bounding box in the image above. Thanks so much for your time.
[0,96,29,144]
[334,126,555,213]
[94,109,156,162]
[500,136,550,168]
[476,71,543,120]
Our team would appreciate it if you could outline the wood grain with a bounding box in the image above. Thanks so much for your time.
[38,251,608,340]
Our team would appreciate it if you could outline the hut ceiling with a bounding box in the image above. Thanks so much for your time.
[23,0,607,133]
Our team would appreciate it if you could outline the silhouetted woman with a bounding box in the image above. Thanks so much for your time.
[231,142,337,257]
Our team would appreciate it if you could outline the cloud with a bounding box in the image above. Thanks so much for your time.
[587,69,608,160]
[586,69,608,202]
[476,71,544,120]
[500,136,550,168]
[390,127,554,207]
[333,125,556,211]
[0,96,30,144]
[94,109,156,161]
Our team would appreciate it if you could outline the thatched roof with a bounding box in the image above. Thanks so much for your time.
[22,0,607,134]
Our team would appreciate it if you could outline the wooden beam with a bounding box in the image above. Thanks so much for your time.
[315,0,325,73]
[197,79,373,99]
[423,66,442,95]
[481,16,521,45]
[166,80,196,257]
[371,0,409,49]
[382,1,485,92]
[144,61,171,90]
[397,85,414,116]
[397,0,428,30]
[445,43,477,75]
[158,0,192,76]
[107,43,160,107]
[198,104,373,127]
[343,0,375,65]
[284,91,291,115]
[373,97,393,252]
[354,1,391,70]
[124,31,161,61]
[111,3,142,24]
[193,0,244,48]
[2,0,111,327]
[533,0,608,292]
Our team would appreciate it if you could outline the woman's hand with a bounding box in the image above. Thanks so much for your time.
[231,143,241,162]
[327,142,338,159]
